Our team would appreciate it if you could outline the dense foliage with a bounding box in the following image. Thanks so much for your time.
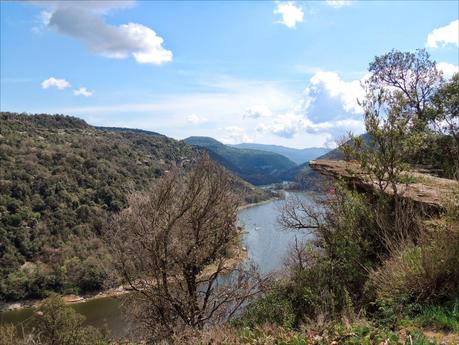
[184,136,297,185]
[0,113,268,301]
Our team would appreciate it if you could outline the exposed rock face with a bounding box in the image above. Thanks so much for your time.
[309,160,459,211]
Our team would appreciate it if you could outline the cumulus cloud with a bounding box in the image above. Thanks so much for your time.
[259,112,304,138]
[258,112,363,139]
[437,62,459,79]
[41,77,71,90]
[426,20,459,48]
[274,2,304,28]
[32,1,172,65]
[257,71,366,141]
[219,126,253,144]
[31,10,52,33]
[73,87,93,97]
[187,114,208,124]
[243,104,272,119]
[302,71,366,123]
[326,0,353,8]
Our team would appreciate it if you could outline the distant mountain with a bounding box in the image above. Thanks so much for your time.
[316,133,372,160]
[184,136,297,185]
[232,143,330,165]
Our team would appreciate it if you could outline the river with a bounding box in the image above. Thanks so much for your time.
[0,191,316,338]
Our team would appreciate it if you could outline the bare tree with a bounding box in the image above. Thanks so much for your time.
[279,193,322,231]
[283,236,312,272]
[107,155,261,342]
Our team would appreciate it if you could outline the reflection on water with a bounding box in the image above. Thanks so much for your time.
[0,191,316,338]
[0,297,127,339]
[238,191,315,273]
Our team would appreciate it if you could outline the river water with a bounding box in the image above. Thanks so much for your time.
[0,191,316,338]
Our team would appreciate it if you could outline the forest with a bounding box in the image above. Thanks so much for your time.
[0,113,269,301]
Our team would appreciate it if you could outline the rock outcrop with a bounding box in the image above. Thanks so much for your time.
[309,160,458,211]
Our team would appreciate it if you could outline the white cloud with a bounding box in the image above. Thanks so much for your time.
[73,87,93,97]
[35,73,366,148]
[41,77,71,90]
[258,111,363,139]
[32,1,172,65]
[259,112,304,138]
[274,2,304,28]
[39,10,52,25]
[437,62,459,79]
[187,114,208,124]
[219,126,253,144]
[29,1,136,14]
[57,76,295,136]
[426,20,459,48]
[305,71,366,117]
[326,0,352,8]
[243,104,272,119]
[60,77,294,117]
[31,10,52,33]
[257,71,366,141]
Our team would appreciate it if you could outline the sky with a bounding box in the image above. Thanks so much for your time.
[1,0,458,148]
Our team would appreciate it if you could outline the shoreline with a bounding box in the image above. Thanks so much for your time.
[1,190,311,314]
[0,221,252,314]
[238,196,279,211]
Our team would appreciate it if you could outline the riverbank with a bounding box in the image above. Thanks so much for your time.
[0,228,249,313]
[0,194,294,313]
[238,196,280,211]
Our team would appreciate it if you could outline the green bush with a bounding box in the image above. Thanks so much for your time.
[233,292,296,329]
[368,219,459,310]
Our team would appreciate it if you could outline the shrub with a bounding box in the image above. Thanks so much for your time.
[368,218,459,310]
[31,295,109,345]
[232,292,296,329]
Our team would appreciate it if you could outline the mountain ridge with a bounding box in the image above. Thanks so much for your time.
[184,136,298,185]
[232,143,330,165]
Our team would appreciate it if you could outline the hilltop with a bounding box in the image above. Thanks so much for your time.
[184,136,297,185]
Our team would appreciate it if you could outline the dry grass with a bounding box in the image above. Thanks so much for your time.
[368,217,459,306]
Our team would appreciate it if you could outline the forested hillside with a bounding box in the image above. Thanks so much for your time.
[184,136,297,185]
[0,113,269,301]
[232,143,330,164]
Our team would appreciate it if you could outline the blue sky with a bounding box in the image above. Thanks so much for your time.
[1,0,458,148]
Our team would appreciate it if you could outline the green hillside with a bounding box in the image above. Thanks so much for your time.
[232,143,330,164]
[184,136,297,185]
[0,113,269,301]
